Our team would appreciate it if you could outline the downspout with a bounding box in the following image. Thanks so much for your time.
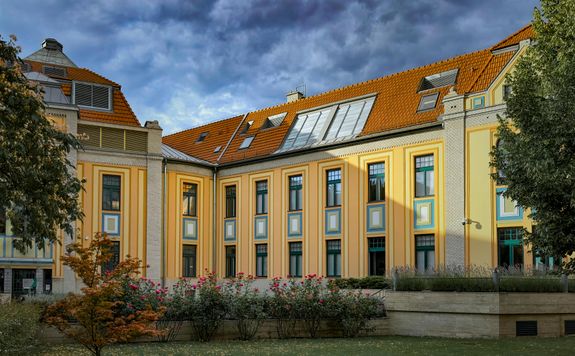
[162,158,167,287]
[212,167,217,272]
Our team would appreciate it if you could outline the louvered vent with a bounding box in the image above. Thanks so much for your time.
[565,320,575,335]
[418,68,458,92]
[125,131,148,152]
[74,82,111,110]
[101,128,124,150]
[516,321,537,336]
[77,124,101,148]
[43,65,67,77]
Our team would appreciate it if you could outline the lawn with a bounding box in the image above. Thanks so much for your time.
[37,336,575,355]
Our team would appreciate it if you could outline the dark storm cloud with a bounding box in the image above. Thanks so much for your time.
[0,0,539,133]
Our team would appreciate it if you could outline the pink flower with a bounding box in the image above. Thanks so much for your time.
[140,296,145,300]
[319,299,324,304]
[129,284,138,290]
[216,285,221,290]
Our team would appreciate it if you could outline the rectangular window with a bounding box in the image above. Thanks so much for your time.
[415,235,435,272]
[255,244,268,277]
[256,181,268,215]
[289,242,303,278]
[503,84,512,101]
[368,237,386,276]
[0,207,6,235]
[498,228,524,268]
[225,245,236,278]
[289,175,303,211]
[368,163,385,202]
[415,155,434,198]
[102,241,120,273]
[182,245,197,278]
[102,175,121,211]
[74,82,112,110]
[326,239,341,277]
[225,185,236,218]
[417,92,439,111]
[326,169,342,207]
[182,183,197,217]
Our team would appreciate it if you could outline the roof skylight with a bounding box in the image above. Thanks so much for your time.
[214,145,222,153]
[240,121,254,134]
[196,132,208,143]
[261,112,287,129]
[239,136,255,149]
[418,68,458,92]
[279,96,375,152]
[417,92,439,112]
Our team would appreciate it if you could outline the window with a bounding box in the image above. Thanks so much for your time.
[472,96,485,109]
[182,245,197,277]
[289,242,303,278]
[503,84,512,101]
[415,235,435,272]
[239,136,255,149]
[495,139,507,184]
[214,145,222,153]
[261,112,287,129]
[368,163,385,202]
[182,183,197,217]
[498,228,523,268]
[418,68,458,91]
[225,185,236,218]
[415,155,434,197]
[289,175,303,211]
[102,175,121,211]
[326,240,341,277]
[196,132,208,143]
[240,121,253,134]
[225,245,236,278]
[256,244,268,277]
[417,93,439,112]
[324,97,374,140]
[102,241,120,273]
[368,237,386,276]
[74,82,112,110]
[0,207,6,235]
[256,181,268,215]
[326,169,342,207]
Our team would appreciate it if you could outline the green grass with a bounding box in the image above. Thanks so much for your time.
[37,336,575,355]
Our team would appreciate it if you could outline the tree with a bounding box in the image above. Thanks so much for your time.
[491,1,575,273]
[44,233,163,356]
[0,34,83,251]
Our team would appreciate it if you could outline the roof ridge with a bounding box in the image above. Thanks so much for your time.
[491,23,533,50]
[162,114,244,139]
[115,90,141,126]
[246,47,490,115]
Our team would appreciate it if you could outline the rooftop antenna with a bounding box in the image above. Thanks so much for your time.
[295,83,306,96]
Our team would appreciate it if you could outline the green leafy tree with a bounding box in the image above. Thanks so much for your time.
[0,34,83,251]
[491,1,575,273]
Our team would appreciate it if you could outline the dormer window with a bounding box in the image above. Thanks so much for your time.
[196,132,208,143]
[240,121,254,134]
[261,112,287,129]
[73,81,112,111]
[418,69,458,92]
[417,92,439,112]
[43,65,67,77]
[239,136,255,149]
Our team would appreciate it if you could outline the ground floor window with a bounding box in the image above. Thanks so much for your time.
[12,269,36,296]
[43,269,52,294]
[368,237,385,276]
[0,269,4,293]
[256,244,268,277]
[326,239,341,277]
[102,241,120,274]
[182,244,197,278]
[415,234,435,272]
[498,227,523,268]
[226,245,236,278]
[289,242,302,278]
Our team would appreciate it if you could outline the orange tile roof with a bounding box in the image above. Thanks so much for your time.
[164,24,534,166]
[24,60,140,127]
[491,24,534,50]
[162,115,245,163]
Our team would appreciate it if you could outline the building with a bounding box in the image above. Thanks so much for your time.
[0,25,545,295]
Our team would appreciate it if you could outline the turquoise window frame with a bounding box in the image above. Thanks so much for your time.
[414,155,434,198]
[182,183,197,217]
[289,242,303,278]
[326,169,342,207]
[255,244,268,277]
[289,175,303,211]
[256,180,268,215]
[326,239,341,277]
[368,162,385,202]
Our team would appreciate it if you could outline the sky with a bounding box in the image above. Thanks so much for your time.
[0,0,539,135]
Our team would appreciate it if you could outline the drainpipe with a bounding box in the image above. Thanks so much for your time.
[162,158,167,287]
[212,167,218,272]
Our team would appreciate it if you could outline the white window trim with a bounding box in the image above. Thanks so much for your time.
[499,194,519,217]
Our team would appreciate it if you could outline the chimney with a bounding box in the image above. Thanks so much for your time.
[42,38,63,52]
[286,91,305,103]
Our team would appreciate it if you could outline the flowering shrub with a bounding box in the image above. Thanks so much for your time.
[268,277,299,338]
[292,274,328,338]
[224,272,267,340]
[183,270,227,342]
[332,290,386,337]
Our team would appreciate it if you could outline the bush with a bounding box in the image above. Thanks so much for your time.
[395,277,427,291]
[428,277,495,292]
[332,276,390,290]
[224,273,267,340]
[333,291,385,337]
[0,302,42,353]
[268,278,299,338]
[499,277,563,293]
